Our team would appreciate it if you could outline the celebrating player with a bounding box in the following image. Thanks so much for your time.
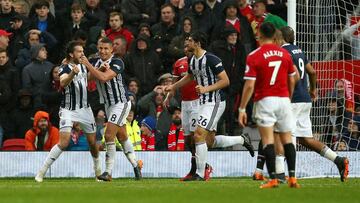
[238,22,299,188]
[35,41,101,182]
[81,37,142,181]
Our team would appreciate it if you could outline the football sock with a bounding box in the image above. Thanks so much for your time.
[121,139,138,168]
[284,143,296,178]
[105,142,116,174]
[93,156,100,172]
[212,135,244,148]
[190,156,197,175]
[40,144,63,174]
[275,155,285,179]
[320,145,337,162]
[256,141,266,171]
[195,142,208,178]
[263,144,276,179]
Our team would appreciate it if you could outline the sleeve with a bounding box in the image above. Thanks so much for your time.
[208,54,225,75]
[59,64,71,76]
[244,55,257,80]
[24,131,35,151]
[110,59,125,74]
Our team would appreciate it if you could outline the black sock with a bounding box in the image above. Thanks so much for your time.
[190,156,196,174]
[256,140,266,170]
[284,143,296,177]
[263,144,276,179]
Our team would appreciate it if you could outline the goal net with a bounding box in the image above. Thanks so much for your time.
[296,0,360,151]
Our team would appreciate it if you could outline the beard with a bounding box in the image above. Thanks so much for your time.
[173,119,181,126]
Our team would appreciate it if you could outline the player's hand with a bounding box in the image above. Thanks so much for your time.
[195,85,207,94]
[163,91,174,109]
[141,13,149,19]
[310,88,318,102]
[80,56,90,66]
[99,63,110,72]
[70,64,80,75]
[238,112,247,128]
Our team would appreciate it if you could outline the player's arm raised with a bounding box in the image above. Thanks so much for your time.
[60,64,79,88]
[81,56,116,83]
[305,63,317,101]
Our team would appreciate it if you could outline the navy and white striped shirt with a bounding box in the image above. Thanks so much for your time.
[59,63,89,110]
[92,56,128,105]
[188,51,225,104]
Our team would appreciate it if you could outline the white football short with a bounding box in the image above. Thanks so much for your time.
[59,106,96,134]
[105,101,131,126]
[197,101,226,131]
[181,99,200,135]
[291,102,313,137]
[253,97,294,133]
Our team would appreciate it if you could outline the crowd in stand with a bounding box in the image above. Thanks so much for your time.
[0,0,359,151]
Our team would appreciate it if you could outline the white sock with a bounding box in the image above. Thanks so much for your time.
[275,155,285,174]
[195,142,208,178]
[105,142,116,174]
[39,144,63,174]
[93,156,100,171]
[212,135,244,148]
[121,139,138,168]
[320,146,337,162]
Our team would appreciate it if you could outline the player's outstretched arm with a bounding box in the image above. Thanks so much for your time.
[81,56,116,83]
[165,73,193,93]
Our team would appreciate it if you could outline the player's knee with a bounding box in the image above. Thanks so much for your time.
[193,132,205,143]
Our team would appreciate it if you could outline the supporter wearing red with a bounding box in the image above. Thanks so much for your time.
[140,116,156,151]
[167,106,185,151]
[105,11,134,50]
[25,111,59,151]
[238,0,254,22]
[211,0,256,55]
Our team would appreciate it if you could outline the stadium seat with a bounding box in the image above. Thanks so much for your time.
[2,139,26,151]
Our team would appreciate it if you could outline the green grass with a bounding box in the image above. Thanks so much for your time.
[0,178,359,203]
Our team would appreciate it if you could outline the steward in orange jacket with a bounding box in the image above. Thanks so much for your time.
[25,111,59,151]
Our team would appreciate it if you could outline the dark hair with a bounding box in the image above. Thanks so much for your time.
[109,11,123,21]
[113,35,127,45]
[128,77,140,87]
[34,0,49,9]
[98,37,113,46]
[66,41,83,60]
[259,22,276,39]
[280,26,295,44]
[0,48,8,55]
[190,31,208,49]
[160,3,175,13]
[71,3,84,12]
[72,30,88,41]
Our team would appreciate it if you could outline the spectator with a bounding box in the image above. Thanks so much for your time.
[137,22,156,51]
[22,43,53,109]
[8,89,35,140]
[0,0,18,31]
[329,79,355,113]
[167,106,184,151]
[121,0,157,35]
[333,139,349,151]
[167,0,188,23]
[124,34,163,97]
[151,3,179,72]
[266,0,287,21]
[0,48,20,144]
[105,11,134,50]
[205,0,223,17]
[137,85,178,150]
[12,0,30,17]
[140,116,156,151]
[15,29,57,73]
[61,3,97,45]
[0,29,12,60]
[238,0,254,23]
[158,73,173,86]
[250,0,287,45]
[84,0,107,28]
[127,77,141,99]
[126,107,142,150]
[212,0,256,55]
[24,110,59,151]
[7,14,30,63]
[41,65,61,128]
[342,19,360,60]
[168,16,196,59]
[113,35,127,59]
[186,0,214,38]
[208,25,246,135]
[67,122,89,151]
[342,118,360,150]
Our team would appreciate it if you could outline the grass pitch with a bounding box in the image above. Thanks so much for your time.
[0,178,359,203]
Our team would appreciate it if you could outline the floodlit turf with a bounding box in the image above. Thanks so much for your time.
[0,178,359,203]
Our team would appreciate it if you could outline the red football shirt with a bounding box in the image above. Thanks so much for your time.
[172,57,199,101]
[244,44,296,101]
[240,5,254,23]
